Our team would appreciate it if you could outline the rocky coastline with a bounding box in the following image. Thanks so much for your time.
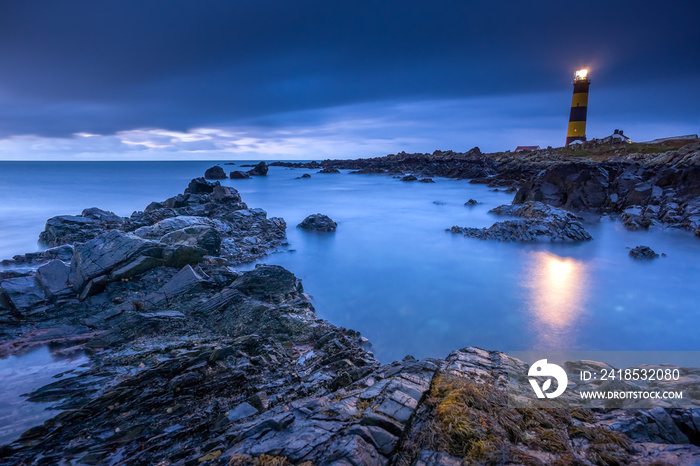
[272,139,700,235]
[1,158,700,464]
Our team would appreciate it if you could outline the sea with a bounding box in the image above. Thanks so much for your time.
[1,161,699,361]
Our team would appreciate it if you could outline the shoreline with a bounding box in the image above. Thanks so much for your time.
[0,151,699,462]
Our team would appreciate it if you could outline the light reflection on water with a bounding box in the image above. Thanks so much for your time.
[524,251,589,349]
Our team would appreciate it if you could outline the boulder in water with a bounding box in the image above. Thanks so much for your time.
[247,161,268,176]
[204,165,227,180]
[629,245,660,260]
[298,214,337,232]
[230,170,250,179]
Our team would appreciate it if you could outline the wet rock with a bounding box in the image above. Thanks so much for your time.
[35,259,71,297]
[39,213,123,247]
[629,245,660,260]
[298,214,337,232]
[452,202,592,242]
[2,244,75,266]
[70,230,164,293]
[0,275,45,313]
[108,255,164,281]
[228,402,259,422]
[186,177,219,194]
[211,185,240,202]
[230,170,250,179]
[620,206,653,230]
[401,175,418,182]
[412,450,464,466]
[418,178,434,183]
[163,244,207,268]
[204,165,227,180]
[298,173,312,179]
[318,168,340,174]
[464,199,480,206]
[246,161,268,176]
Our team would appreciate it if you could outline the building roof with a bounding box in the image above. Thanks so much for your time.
[514,146,540,152]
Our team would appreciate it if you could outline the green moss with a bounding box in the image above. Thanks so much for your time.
[403,374,632,465]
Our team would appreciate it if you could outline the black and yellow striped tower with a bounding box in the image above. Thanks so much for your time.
[565,69,590,145]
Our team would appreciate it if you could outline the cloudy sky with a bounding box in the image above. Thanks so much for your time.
[0,1,698,160]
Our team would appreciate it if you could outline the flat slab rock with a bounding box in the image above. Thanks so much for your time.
[451,201,592,242]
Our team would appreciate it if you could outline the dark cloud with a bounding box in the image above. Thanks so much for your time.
[0,0,698,141]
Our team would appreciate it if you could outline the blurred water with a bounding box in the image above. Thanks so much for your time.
[0,347,88,445]
[1,161,699,363]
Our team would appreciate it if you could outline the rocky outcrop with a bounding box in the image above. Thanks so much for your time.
[318,167,340,174]
[512,148,700,232]
[247,161,269,176]
[273,147,490,180]
[230,170,250,179]
[401,175,417,182]
[629,245,660,260]
[450,202,593,242]
[204,165,227,179]
[418,178,435,183]
[39,208,124,247]
[298,214,338,232]
[1,244,73,267]
[272,141,700,233]
[37,179,285,265]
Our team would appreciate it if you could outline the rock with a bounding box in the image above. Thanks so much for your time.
[297,214,337,232]
[163,244,207,268]
[81,208,123,224]
[35,259,71,297]
[452,202,593,242]
[186,177,219,194]
[418,178,434,183]
[620,206,652,231]
[246,161,268,176]
[401,175,417,182]
[464,199,480,206]
[298,173,311,179]
[228,402,259,422]
[629,245,660,260]
[39,214,121,247]
[229,170,250,179]
[412,450,464,466]
[108,255,164,281]
[231,265,301,302]
[204,165,227,180]
[143,264,209,307]
[211,185,240,203]
[1,245,76,267]
[318,168,340,174]
[69,230,164,294]
[0,275,45,313]
[134,216,230,240]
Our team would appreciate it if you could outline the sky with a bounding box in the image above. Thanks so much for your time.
[0,1,698,160]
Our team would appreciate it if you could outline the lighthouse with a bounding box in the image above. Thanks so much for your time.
[565,69,590,145]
